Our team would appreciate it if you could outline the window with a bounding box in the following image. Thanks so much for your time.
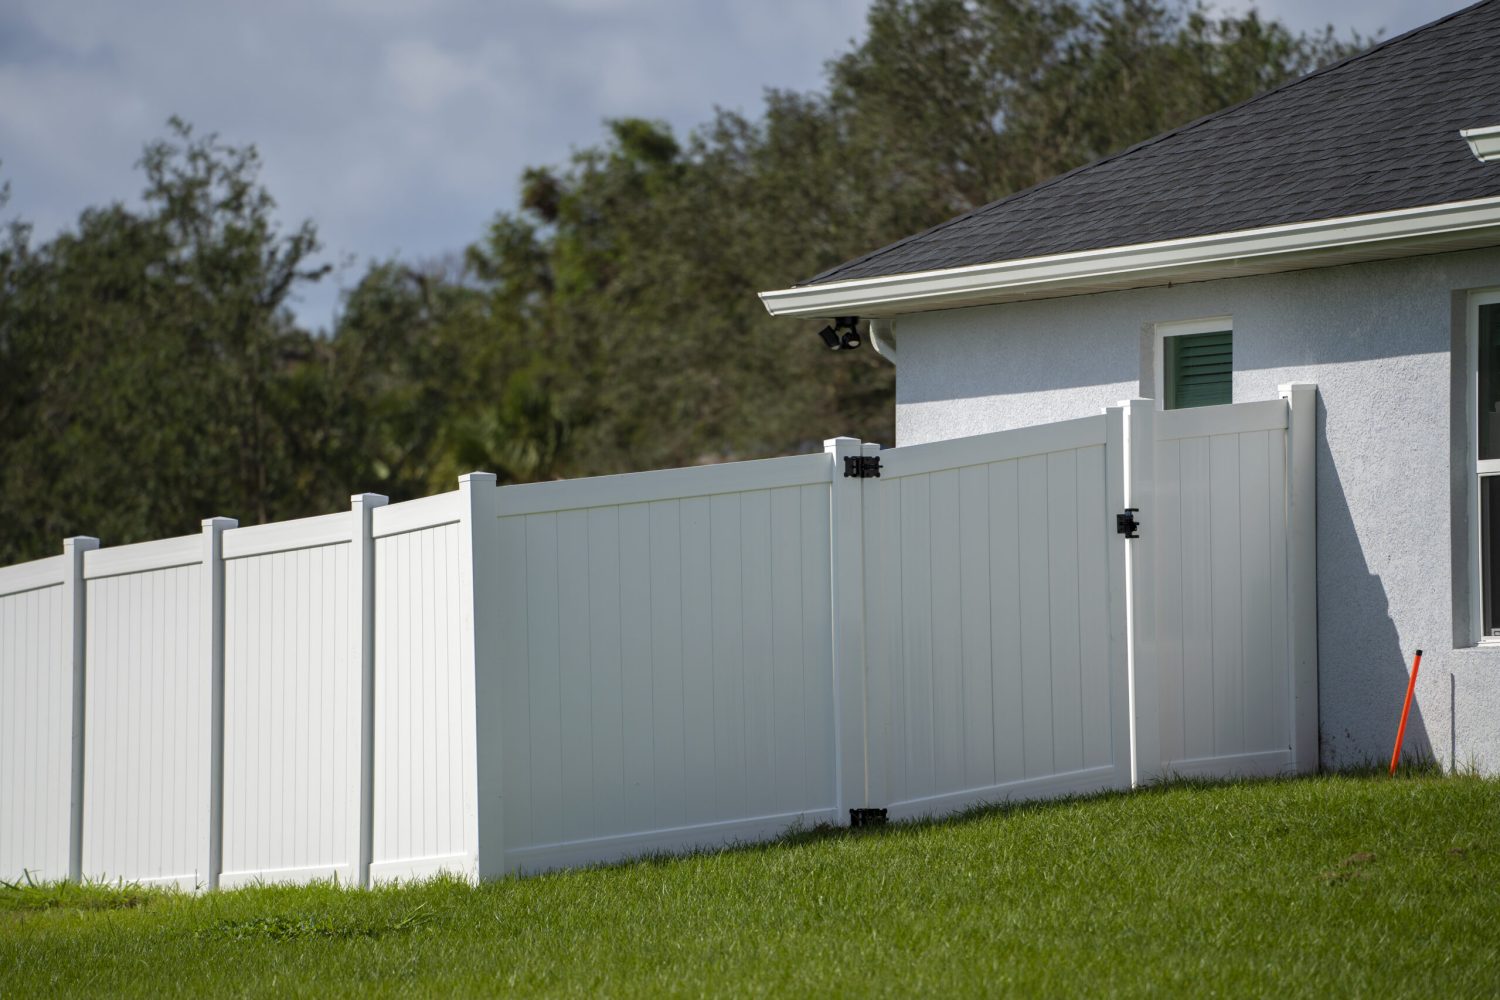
[1468,292,1500,642]
[1155,317,1233,409]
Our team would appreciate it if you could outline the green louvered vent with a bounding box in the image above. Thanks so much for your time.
[1166,331,1232,409]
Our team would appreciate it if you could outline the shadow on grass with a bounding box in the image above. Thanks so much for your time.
[610,758,1465,874]
[4,760,1477,908]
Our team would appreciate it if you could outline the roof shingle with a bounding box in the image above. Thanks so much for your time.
[804,0,1500,286]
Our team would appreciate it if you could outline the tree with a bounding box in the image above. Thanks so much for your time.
[0,2,1368,563]
[456,0,1364,476]
[0,120,334,562]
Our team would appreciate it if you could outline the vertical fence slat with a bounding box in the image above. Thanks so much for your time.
[646,500,686,829]
[1047,450,1083,775]
[988,460,1025,786]
[1209,435,1244,757]
[1077,444,1112,771]
[678,497,715,827]
[494,510,531,866]
[1017,453,1054,779]
[958,464,995,790]
[588,506,627,839]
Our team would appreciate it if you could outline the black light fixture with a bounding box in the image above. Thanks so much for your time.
[838,316,862,350]
[818,316,862,352]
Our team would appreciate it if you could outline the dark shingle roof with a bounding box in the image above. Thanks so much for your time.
[805,0,1500,286]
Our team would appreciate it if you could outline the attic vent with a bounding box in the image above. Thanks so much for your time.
[1461,125,1500,163]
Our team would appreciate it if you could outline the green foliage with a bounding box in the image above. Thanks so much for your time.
[0,120,339,561]
[0,2,1367,560]
[1,774,1497,996]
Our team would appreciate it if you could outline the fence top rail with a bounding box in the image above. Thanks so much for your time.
[496,450,832,518]
[223,510,352,560]
[0,554,65,598]
[877,412,1107,480]
[373,490,462,539]
[84,533,202,581]
[1156,398,1287,441]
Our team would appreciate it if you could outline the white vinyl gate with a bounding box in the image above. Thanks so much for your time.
[849,415,1132,819]
[0,389,1316,885]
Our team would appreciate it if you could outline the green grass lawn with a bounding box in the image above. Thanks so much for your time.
[3,772,1497,997]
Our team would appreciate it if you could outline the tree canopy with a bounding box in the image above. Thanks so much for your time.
[0,0,1365,563]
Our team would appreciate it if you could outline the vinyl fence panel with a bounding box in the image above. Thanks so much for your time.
[219,514,360,887]
[491,453,838,872]
[369,492,478,883]
[0,557,70,883]
[0,394,1312,884]
[80,536,207,888]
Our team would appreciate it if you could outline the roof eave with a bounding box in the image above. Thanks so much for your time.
[758,195,1500,320]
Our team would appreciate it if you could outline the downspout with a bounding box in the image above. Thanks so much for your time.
[869,318,898,366]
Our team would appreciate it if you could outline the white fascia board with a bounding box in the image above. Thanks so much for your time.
[1461,125,1500,162]
[759,195,1500,319]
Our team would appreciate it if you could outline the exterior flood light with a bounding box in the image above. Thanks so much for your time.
[819,316,862,352]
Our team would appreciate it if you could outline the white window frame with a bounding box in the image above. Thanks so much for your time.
[1153,315,1234,410]
[1466,290,1500,645]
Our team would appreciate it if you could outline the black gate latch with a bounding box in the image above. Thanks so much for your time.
[1116,508,1140,539]
[843,455,882,479]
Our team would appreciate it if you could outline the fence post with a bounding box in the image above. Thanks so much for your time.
[1280,382,1319,773]
[1121,399,1160,787]
[61,534,99,883]
[202,516,236,891]
[825,437,867,824]
[459,473,504,879]
[350,492,388,889]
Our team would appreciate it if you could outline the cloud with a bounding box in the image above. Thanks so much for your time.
[0,0,1453,330]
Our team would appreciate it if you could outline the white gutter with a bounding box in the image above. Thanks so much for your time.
[1462,125,1500,162]
[759,194,1500,319]
[868,318,897,366]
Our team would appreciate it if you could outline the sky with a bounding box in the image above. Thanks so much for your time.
[0,0,1473,330]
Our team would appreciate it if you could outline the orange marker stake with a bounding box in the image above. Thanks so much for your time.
[1389,649,1423,776]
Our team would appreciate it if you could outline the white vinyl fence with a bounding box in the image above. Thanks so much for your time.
[0,388,1317,886]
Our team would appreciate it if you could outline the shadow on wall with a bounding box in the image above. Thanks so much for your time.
[1315,394,1430,768]
[893,308,1144,406]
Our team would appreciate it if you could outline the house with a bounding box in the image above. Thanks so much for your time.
[3,5,1495,891]
[760,0,1500,774]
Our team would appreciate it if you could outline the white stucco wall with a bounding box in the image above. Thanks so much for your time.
[892,246,1500,773]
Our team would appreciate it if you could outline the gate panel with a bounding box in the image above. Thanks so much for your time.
[861,415,1132,819]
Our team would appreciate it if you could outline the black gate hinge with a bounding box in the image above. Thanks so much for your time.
[1116,508,1140,539]
[843,455,881,479]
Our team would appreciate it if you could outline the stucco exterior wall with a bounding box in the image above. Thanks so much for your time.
[892,246,1500,774]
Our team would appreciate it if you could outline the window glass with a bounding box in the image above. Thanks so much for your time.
[1479,304,1500,460]
[1165,330,1232,409]
[1484,477,1500,638]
